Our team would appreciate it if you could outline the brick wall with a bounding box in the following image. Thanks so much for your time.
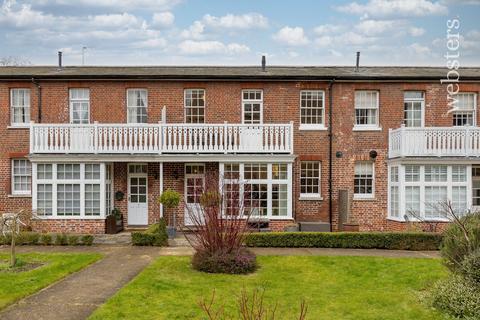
[1,79,479,233]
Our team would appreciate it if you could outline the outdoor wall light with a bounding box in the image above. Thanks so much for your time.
[115,191,124,201]
[335,151,343,158]
[369,150,378,159]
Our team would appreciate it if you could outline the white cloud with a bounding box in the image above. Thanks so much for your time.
[408,43,431,55]
[133,37,167,48]
[337,0,448,18]
[178,40,250,55]
[88,13,141,28]
[202,13,268,29]
[180,21,205,40]
[409,27,425,37]
[32,0,182,11]
[314,24,344,36]
[273,26,309,46]
[152,12,174,28]
[355,19,402,36]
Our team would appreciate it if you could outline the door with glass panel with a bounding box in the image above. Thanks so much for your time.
[184,164,205,226]
[240,90,263,151]
[127,164,148,225]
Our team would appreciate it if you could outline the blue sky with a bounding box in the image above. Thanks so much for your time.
[0,0,479,66]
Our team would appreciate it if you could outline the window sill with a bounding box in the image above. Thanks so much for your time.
[299,195,323,201]
[299,125,328,131]
[8,194,32,198]
[33,216,106,220]
[353,195,375,201]
[352,127,382,132]
[7,125,30,129]
[387,217,450,223]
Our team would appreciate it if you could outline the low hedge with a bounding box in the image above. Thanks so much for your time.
[132,219,168,246]
[0,232,94,246]
[244,232,443,251]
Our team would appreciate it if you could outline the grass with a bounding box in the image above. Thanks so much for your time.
[90,255,448,320]
[0,252,102,310]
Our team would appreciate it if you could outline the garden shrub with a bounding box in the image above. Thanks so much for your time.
[67,235,79,246]
[460,249,480,288]
[40,234,52,245]
[441,212,480,272]
[132,219,168,246]
[244,232,443,251]
[192,248,257,274]
[18,232,40,245]
[80,235,94,246]
[54,234,68,246]
[430,275,480,320]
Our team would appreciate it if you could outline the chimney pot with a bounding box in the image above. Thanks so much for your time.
[58,51,63,68]
[355,51,360,72]
[261,55,266,72]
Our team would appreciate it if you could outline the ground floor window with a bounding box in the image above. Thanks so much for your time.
[11,159,32,195]
[388,164,469,220]
[33,163,111,219]
[220,162,292,219]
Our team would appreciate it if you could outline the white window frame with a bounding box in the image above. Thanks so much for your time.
[11,159,32,195]
[241,89,263,124]
[353,161,375,199]
[353,90,380,131]
[184,89,206,124]
[10,88,30,126]
[388,163,471,221]
[127,89,148,124]
[299,161,322,200]
[299,90,326,130]
[69,88,90,124]
[403,91,425,127]
[452,93,477,127]
[32,163,106,219]
[219,162,293,219]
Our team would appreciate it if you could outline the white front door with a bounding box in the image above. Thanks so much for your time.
[128,164,148,225]
[184,164,205,226]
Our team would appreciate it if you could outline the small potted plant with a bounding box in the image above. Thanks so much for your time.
[158,189,181,239]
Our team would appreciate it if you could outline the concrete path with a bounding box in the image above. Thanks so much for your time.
[159,246,440,258]
[0,246,161,320]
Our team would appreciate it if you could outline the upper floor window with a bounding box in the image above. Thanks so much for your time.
[10,88,30,125]
[185,89,205,123]
[354,91,379,130]
[69,88,90,124]
[453,93,477,126]
[354,161,374,199]
[127,89,147,123]
[11,159,31,195]
[300,90,325,129]
[242,90,263,124]
[404,91,424,127]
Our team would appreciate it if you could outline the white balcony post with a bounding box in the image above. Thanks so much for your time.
[224,121,228,154]
[289,121,294,154]
[400,124,406,157]
[158,121,163,154]
[161,106,167,124]
[29,121,35,154]
[465,125,471,156]
[93,121,99,154]
[388,128,392,158]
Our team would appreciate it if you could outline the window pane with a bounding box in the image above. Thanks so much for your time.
[85,164,101,179]
[127,89,148,123]
[405,165,420,182]
[424,165,447,182]
[300,162,320,195]
[185,89,205,123]
[300,90,324,125]
[36,184,53,216]
[57,184,81,216]
[12,159,31,194]
[390,186,399,218]
[11,89,30,124]
[242,90,262,124]
[354,162,373,195]
[405,186,420,214]
[424,186,447,218]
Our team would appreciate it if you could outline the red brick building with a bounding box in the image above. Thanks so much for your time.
[1,65,479,234]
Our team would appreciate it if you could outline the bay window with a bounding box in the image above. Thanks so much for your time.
[33,163,111,219]
[388,164,469,220]
[220,163,292,219]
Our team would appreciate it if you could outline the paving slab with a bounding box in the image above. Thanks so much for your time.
[0,246,161,320]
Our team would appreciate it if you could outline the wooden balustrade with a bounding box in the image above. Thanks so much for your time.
[30,122,293,154]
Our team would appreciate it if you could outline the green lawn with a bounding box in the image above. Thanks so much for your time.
[90,256,448,320]
[0,252,102,310]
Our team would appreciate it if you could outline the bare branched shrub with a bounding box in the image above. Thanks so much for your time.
[199,288,308,320]
[0,56,31,66]
[0,209,35,267]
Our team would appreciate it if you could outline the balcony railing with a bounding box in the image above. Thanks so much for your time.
[29,122,293,154]
[389,125,480,158]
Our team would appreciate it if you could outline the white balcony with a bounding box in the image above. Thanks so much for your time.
[389,125,480,158]
[29,122,293,155]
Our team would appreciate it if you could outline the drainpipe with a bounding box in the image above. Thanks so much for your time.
[31,78,41,123]
[328,78,335,232]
